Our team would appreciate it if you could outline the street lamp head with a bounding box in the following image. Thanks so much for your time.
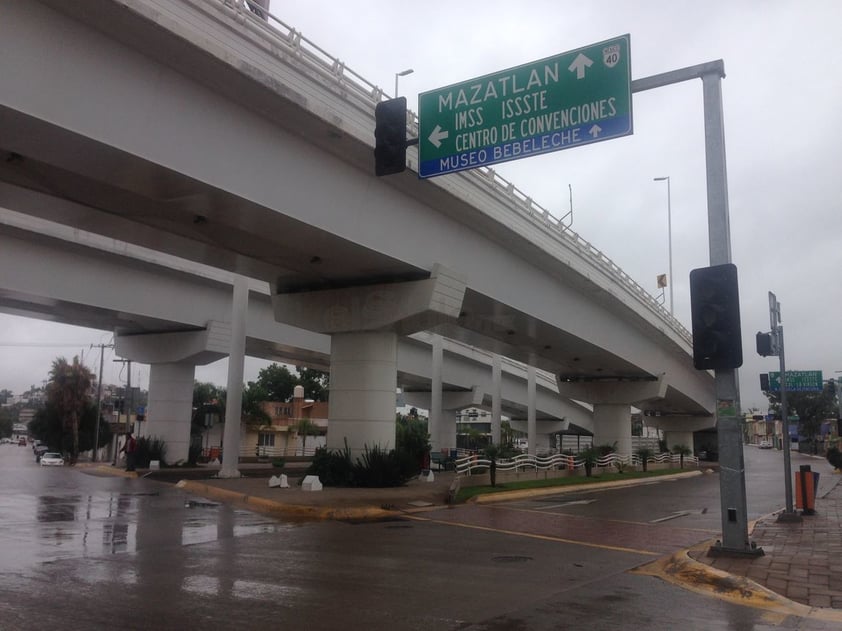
[394,68,414,98]
[654,176,669,182]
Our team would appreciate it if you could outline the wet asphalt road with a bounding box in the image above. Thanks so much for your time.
[0,444,836,630]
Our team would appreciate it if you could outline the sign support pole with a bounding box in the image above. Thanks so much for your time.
[777,326,800,520]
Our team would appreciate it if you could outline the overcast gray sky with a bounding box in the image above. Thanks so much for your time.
[2,0,841,412]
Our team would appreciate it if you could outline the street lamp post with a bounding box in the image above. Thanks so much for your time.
[394,68,413,97]
[654,176,673,315]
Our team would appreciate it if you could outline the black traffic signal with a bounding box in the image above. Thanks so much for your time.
[760,373,770,392]
[374,97,407,176]
[689,263,743,370]
[756,331,774,357]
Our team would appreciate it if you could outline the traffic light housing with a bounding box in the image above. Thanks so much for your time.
[756,331,774,357]
[374,97,407,176]
[689,263,743,370]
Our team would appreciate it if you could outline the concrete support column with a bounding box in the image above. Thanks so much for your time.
[664,430,695,452]
[146,362,195,464]
[328,331,398,458]
[429,335,443,453]
[527,364,536,455]
[593,403,632,456]
[220,274,248,478]
[491,354,502,445]
[440,411,457,451]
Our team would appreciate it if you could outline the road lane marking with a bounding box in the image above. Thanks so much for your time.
[404,514,660,556]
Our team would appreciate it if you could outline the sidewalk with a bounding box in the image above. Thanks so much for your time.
[690,473,842,610]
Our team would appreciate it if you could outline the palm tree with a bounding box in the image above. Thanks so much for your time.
[672,444,692,469]
[483,443,501,487]
[295,418,319,456]
[636,447,653,472]
[47,356,93,464]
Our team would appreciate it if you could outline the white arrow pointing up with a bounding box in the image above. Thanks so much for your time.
[588,124,602,138]
[428,124,449,148]
[568,53,593,79]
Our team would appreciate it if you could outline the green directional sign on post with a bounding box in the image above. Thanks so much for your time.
[418,35,632,178]
[768,370,824,392]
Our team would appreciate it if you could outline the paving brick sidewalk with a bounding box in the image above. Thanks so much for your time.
[691,473,842,609]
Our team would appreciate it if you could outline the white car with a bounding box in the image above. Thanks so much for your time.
[39,452,64,466]
[759,440,773,449]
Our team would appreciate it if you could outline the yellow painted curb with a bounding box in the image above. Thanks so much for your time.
[631,542,842,623]
[176,480,396,522]
[469,470,704,505]
[94,465,138,479]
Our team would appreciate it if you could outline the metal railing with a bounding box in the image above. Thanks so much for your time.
[209,0,692,346]
[454,451,699,476]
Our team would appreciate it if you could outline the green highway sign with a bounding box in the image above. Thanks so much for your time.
[768,370,824,392]
[418,35,632,178]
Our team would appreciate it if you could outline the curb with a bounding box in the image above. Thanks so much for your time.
[631,541,842,623]
[92,465,138,479]
[176,480,396,522]
[468,470,705,504]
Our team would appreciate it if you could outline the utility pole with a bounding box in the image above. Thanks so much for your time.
[112,358,132,465]
[90,343,113,462]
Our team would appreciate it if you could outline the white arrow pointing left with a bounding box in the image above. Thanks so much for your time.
[568,53,593,79]
[428,124,449,148]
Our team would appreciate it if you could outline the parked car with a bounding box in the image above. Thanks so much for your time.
[39,452,64,466]
[759,439,773,449]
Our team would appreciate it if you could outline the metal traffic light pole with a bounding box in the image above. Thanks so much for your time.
[635,61,756,555]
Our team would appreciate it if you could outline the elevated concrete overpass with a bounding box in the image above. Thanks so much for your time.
[0,209,591,456]
[0,0,714,467]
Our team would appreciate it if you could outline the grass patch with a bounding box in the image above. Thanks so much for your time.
[455,468,689,503]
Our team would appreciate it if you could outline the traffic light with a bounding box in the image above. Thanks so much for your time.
[374,97,407,176]
[760,373,770,392]
[756,331,774,356]
[689,263,743,370]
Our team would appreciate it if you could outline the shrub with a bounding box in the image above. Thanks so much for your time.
[136,435,167,467]
[304,440,412,488]
[271,458,285,469]
[353,444,410,488]
[305,443,354,487]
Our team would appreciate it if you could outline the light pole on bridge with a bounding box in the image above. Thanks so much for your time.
[654,176,673,316]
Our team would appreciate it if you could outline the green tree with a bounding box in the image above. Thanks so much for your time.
[254,364,298,401]
[672,444,692,468]
[484,443,501,487]
[241,381,271,426]
[296,367,329,401]
[396,414,430,472]
[29,400,110,455]
[0,405,14,438]
[0,388,12,405]
[190,381,225,464]
[294,418,320,455]
[636,447,653,472]
[46,356,94,463]
[765,382,837,451]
